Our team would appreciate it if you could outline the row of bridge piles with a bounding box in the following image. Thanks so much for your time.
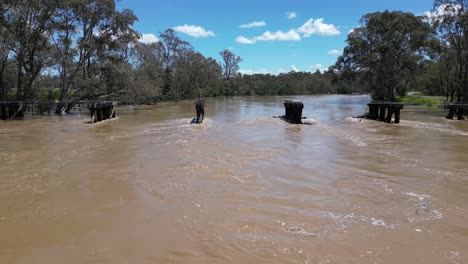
[367,103,403,124]
[445,103,467,120]
[0,102,24,120]
[89,102,117,123]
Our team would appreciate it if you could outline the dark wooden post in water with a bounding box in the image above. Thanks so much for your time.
[192,100,205,124]
[365,102,403,124]
[89,101,117,123]
[444,103,467,120]
[0,102,25,120]
[282,101,304,124]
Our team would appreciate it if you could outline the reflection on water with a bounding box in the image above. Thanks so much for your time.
[1,95,468,264]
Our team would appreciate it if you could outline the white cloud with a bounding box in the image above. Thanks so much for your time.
[236,29,301,44]
[328,49,341,55]
[308,64,328,73]
[172,24,215,38]
[240,21,266,28]
[239,69,271,75]
[139,33,159,44]
[287,11,297,19]
[291,65,299,72]
[236,36,256,44]
[255,29,301,41]
[297,18,340,37]
[235,17,339,45]
[348,28,355,34]
[422,3,461,23]
[309,64,323,68]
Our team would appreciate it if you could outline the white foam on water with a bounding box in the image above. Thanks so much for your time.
[404,192,430,202]
[326,212,398,230]
[276,221,318,238]
[403,192,444,221]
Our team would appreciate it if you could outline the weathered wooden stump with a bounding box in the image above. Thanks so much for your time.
[281,101,304,124]
[444,103,467,120]
[364,102,403,124]
[89,101,117,123]
[192,100,205,124]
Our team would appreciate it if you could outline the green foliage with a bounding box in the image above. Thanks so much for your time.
[397,95,445,107]
[335,11,435,101]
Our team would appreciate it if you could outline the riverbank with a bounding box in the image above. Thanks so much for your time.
[397,95,446,108]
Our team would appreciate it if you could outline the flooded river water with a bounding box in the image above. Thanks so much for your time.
[1,95,467,263]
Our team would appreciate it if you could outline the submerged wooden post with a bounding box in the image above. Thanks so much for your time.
[394,107,401,124]
[0,103,6,120]
[193,100,205,124]
[457,109,465,120]
[283,101,304,124]
[385,107,394,123]
[378,106,386,121]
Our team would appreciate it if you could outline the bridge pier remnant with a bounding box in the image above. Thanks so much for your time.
[89,101,117,123]
[364,102,403,124]
[444,103,467,120]
[192,100,205,124]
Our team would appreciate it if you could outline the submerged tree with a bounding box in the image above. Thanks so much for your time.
[337,11,434,101]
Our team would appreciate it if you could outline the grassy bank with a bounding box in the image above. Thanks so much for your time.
[397,95,446,108]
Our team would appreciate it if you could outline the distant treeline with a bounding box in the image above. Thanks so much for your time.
[1,0,467,116]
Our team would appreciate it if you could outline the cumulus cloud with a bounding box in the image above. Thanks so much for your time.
[422,3,461,23]
[236,36,256,44]
[172,24,215,38]
[328,49,341,55]
[297,18,340,37]
[308,64,328,73]
[291,65,300,72]
[287,11,297,19]
[139,33,159,44]
[239,69,271,75]
[255,29,301,41]
[240,21,266,28]
[236,29,301,44]
[236,17,339,44]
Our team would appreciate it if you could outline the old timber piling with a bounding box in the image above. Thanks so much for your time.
[0,102,24,119]
[444,103,467,120]
[280,100,304,124]
[89,101,117,123]
[191,100,205,124]
[364,102,404,124]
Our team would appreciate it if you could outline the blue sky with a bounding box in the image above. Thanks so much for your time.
[117,0,434,74]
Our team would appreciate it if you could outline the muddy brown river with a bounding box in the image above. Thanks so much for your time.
[1,95,467,263]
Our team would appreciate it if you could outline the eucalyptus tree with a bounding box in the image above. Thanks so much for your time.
[336,11,434,101]
[219,49,242,80]
[51,0,139,113]
[0,0,57,104]
[432,0,468,101]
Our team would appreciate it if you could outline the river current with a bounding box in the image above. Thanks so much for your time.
[0,95,467,263]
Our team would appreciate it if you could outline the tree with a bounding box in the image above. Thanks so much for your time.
[1,0,57,105]
[433,0,468,101]
[337,11,434,101]
[51,0,139,113]
[219,49,242,80]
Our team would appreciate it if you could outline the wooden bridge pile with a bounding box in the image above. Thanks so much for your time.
[191,100,205,124]
[281,100,304,124]
[366,102,403,124]
[89,101,117,123]
[444,103,467,120]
